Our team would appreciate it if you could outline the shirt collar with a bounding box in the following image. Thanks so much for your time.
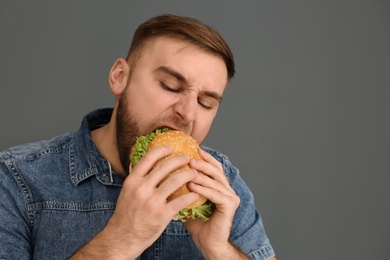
[69,108,123,187]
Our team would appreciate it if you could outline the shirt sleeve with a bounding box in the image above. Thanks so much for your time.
[229,171,275,259]
[0,154,33,259]
[205,148,276,260]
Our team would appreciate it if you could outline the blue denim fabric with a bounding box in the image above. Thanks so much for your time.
[0,108,275,260]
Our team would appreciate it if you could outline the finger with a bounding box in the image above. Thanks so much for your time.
[189,158,230,188]
[145,154,192,187]
[189,171,235,196]
[187,181,240,211]
[130,146,172,177]
[157,169,198,201]
[168,191,200,214]
[197,149,229,186]
[198,148,224,171]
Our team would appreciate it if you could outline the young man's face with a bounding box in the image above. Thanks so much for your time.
[114,36,228,172]
[120,36,228,142]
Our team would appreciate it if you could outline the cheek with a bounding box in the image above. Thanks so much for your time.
[144,92,174,117]
[193,112,217,143]
[128,91,174,129]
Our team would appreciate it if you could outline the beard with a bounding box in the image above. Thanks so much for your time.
[115,88,193,176]
[116,93,140,176]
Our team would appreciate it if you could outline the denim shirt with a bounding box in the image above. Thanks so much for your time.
[0,108,275,260]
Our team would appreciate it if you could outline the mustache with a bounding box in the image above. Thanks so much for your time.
[153,115,191,134]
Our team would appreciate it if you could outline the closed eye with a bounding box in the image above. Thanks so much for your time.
[160,81,218,110]
[198,100,213,110]
[160,81,181,93]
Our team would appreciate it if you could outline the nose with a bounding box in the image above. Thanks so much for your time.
[173,94,198,124]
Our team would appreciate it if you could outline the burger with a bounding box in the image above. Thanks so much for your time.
[130,128,214,222]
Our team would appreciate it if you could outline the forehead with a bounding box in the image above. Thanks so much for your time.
[137,36,228,90]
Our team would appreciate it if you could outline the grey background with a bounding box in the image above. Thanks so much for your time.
[1,1,389,259]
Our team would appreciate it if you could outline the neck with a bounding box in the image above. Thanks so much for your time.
[91,121,127,178]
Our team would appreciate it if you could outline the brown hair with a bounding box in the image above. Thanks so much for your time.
[126,14,235,79]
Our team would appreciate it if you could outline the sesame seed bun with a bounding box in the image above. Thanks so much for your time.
[147,130,207,208]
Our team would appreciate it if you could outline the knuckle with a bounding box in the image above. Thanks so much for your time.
[176,194,192,208]
[235,195,240,204]
[233,194,241,208]
[132,187,147,201]
[140,151,155,165]
[217,161,223,170]
[166,171,190,188]
[140,146,168,165]
[167,174,180,188]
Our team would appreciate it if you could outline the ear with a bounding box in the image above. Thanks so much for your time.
[108,58,130,96]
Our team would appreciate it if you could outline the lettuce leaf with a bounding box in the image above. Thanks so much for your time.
[130,127,171,167]
[175,200,215,222]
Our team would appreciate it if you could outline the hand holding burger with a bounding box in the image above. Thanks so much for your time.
[130,128,214,222]
[129,128,243,258]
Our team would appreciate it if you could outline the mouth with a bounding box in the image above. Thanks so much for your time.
[152,125,176,132]
[152,124,190,135]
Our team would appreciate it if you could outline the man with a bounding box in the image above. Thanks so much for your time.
[0,14,276,259]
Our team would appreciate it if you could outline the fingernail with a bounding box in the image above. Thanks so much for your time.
[190,159,198,165]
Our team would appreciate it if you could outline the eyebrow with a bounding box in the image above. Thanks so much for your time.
[154,66,224,103]
[154,66,187,83]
